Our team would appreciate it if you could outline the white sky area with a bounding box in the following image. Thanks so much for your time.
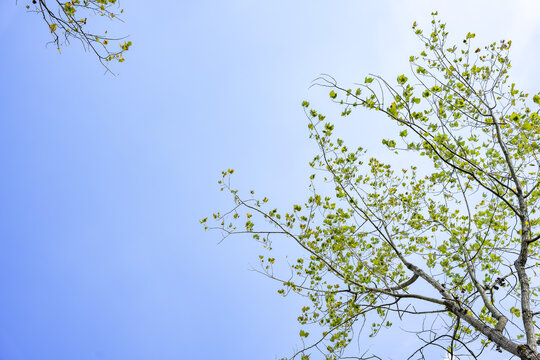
[1,1,540,360]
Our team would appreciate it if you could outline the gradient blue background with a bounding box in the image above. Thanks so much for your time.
[1,1,539,359]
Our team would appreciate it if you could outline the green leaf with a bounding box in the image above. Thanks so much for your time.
[397,75,408,85]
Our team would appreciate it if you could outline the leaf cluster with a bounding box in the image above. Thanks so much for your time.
[26,0,130,72]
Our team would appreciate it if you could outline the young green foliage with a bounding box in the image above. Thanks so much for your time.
[26,0,130,73]
[205,14,540,360]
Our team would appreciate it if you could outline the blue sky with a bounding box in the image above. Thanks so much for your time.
[1,1,540,359]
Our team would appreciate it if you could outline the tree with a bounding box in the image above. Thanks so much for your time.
[203,13,540,360]
[25,0,130,72]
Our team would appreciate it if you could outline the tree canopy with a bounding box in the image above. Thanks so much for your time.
[204,13,540,360]
[26,0,130,71]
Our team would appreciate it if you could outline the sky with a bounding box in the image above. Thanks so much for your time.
[0,1,540,359]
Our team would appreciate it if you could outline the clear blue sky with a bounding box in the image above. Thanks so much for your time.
[0,1,539,359]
